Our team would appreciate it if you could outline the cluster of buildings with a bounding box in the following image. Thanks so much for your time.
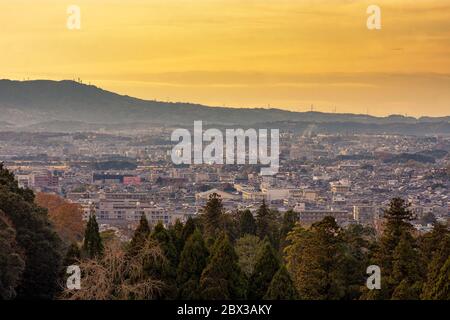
[1,129,448,234]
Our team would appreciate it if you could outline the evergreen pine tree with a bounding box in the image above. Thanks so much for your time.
[370,198,415,299]
[379,198,414,263]
[255,200,279,248]
[391,279,422,300]
[418,223,449,267]
[264,265,298,300]
[0,210,25,300]
[0,164,62,299]
[384,198,414,224]
[221,212,240,242]
[239,209,257,236]
[152,222,179,267]
[149,222,178,299]
[181,216,197,244]
[431,257,450,299]
[390,232,422,300]
[177,229,209,299]
[200,234,246,300]
[256,200,271,238]
[285,216,347,300]
[202,193,224,239]
[340,224,374,300]
[391,232,421,283]
[421,234,450,299]
[170,219,185,255]
[279,209,298,250]
[82,210,104,259]
[127,214,150,256]
[247,239,280,299]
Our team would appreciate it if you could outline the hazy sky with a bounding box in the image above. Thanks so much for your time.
[1,0,449,116]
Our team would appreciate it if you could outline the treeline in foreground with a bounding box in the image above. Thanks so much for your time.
[1,164,449,300]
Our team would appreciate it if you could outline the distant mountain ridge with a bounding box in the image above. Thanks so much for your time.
[0,79,448,128]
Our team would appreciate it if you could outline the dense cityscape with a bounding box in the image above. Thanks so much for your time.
[1,128,448,239]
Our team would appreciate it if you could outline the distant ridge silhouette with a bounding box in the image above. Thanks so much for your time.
[0,80,448,129]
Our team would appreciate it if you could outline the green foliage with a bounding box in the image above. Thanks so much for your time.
[384,197,414,225]
[390,232,422,299]
[235,235,263,277]
[152,222,179,267]
[239,210,257,236]
[82,213,104,259]
[177,229,209,299]
[0,210,25,300]
[432,257,450,299]
[279,210,298,250]
[256,200,271,238]
[150,222,179,299]
[392,232,421,284]
[200,234,246,300]
[391,279,422,300]
[264,265,298,300]
[221,213,240,242]
[286,217,350,299]
[340,224,375,299]
[421,233,450,299]
[255,201,279,248]
[202,193,224,239]
[0,163,34,202]
[0,164,63,299]
[1,167,448,303]
[127,214,150,256]
[369,198,416,299]
[418,223,449,266]
[247,239,280,300]
[169,219,185,255]
[181,217,197,244]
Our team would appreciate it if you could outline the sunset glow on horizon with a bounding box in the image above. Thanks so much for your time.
[1,0,449,116]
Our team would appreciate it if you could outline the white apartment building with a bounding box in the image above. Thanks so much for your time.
[81,197,180,226]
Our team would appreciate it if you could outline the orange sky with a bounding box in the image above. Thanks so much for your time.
[1,0,449,116]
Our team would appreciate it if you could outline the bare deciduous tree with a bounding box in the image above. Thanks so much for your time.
[61,238,166,300]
